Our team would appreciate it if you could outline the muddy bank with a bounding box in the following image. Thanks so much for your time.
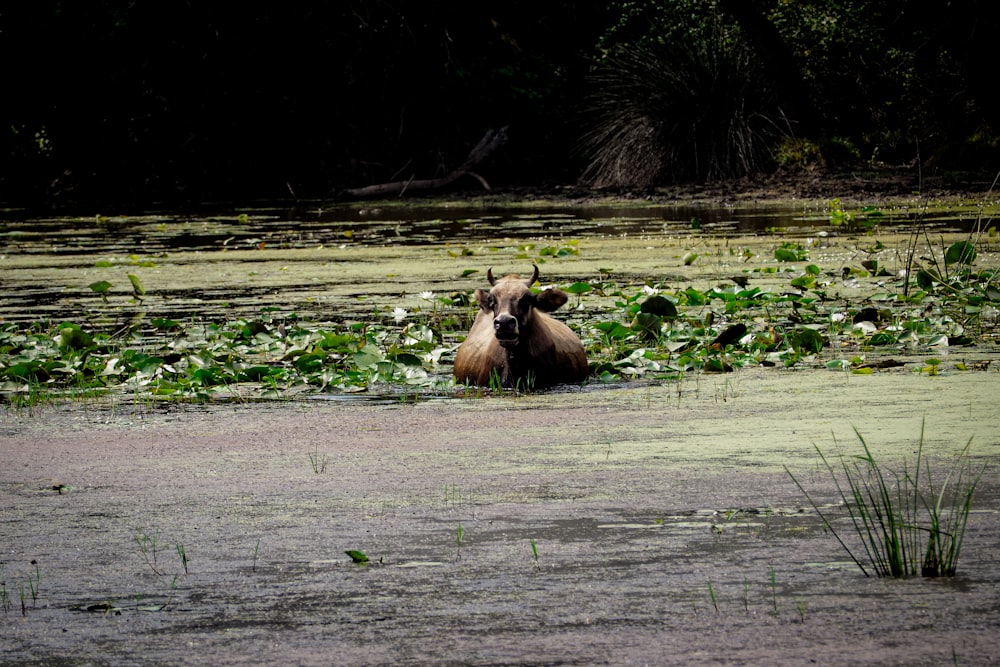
[2,368,999,666]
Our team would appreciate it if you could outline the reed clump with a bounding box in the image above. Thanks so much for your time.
[787,420,984,578]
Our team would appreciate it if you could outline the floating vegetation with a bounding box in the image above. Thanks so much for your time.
[344,550,369,564]
[1,243,998,404]
[0,311,457,402]
[2,197,999,404]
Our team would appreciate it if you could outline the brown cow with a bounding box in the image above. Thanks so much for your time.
[453,265,589,388]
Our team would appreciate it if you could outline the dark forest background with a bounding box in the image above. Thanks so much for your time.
[2,0,998,209]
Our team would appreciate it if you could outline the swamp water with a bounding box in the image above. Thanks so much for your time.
[2,198,1000,666]
[0,197,993,326]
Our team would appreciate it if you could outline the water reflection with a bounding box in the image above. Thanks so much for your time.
[0,201,984,256]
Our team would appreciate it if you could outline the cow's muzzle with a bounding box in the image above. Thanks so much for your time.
[493,314,519,347]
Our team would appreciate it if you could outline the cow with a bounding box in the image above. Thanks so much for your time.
[453,265,589,389]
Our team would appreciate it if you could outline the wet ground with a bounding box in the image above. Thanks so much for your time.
[2,192,1000,665]
[1,370,999,666]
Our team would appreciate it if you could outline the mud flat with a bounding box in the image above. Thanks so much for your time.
[2,367,999,666]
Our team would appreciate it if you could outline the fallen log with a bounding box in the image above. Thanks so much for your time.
[344,126,508,198]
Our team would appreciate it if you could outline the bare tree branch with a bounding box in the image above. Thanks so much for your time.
[344,127,508,198]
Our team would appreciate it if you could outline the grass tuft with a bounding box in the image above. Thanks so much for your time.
[786,419,984,578]
[579,20,780,188]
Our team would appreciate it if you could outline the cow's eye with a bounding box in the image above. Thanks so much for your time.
[518,294,534,312]
[486,294,496,310]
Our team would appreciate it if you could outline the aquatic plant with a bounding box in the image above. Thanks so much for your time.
[707,581,719,613]
[252,539,262,573]
[344,550,369,564]
[786,421,984,578]
[176,544,188,575]
[308,444,330,474]
[135,527,163,575]
[0,310,457,402]
[1,232,997,404]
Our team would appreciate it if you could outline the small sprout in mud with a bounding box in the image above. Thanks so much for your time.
[742,575,750,613]
[530,538,539,563]
[135,527,162,575]
[27,562,40,607]
[923,357,943,375]
[486,368,509,394]
[252,538,261,572]
[707,581,719,613]
[345,550,369,564]
[455,523,465,560]
[797,598,807,623]
[176,544,188,575]
[444,484,469,506]
[308,446,329,474]
[160,575,181,610]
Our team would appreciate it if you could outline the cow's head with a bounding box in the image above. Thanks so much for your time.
[475,265,569,348]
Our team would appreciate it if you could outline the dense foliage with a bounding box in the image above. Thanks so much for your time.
[1,1,996,207]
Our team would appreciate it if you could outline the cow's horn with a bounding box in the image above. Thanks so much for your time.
[487,267,496,285]
[525,264,539,288]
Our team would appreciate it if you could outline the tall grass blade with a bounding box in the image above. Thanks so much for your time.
[785,454,871,577]
[788,423,983,578]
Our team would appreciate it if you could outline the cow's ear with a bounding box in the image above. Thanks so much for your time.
[534,288,568,312]
[474,288,493,311]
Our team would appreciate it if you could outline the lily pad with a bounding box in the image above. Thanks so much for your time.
[640,295,677,318]
[945,241,977,266]
[790,327,826,354]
